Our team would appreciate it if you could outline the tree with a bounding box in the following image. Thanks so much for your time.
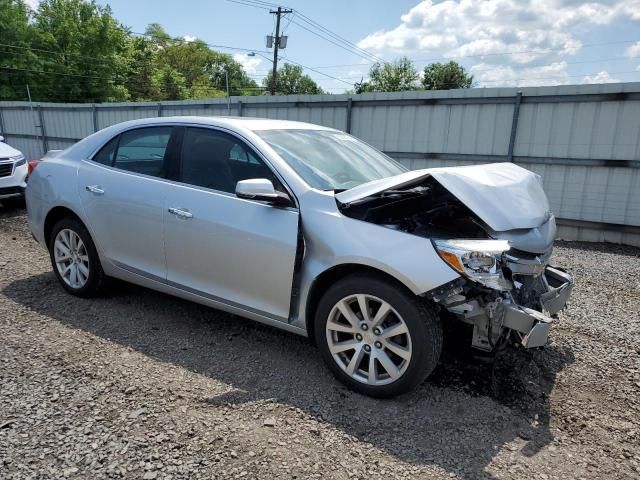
[262,63,323,95]
[0,0,41,100]
[122,36,158,101]
[152,65,187,100]
[0,2,265,102]
[31,0,130,102]
[355,57,419,93]
[146,25,260,99]
[422,61,473,90]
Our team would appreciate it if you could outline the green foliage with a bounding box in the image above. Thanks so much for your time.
[0,0,42,100]
[355,57,419,93]
[354,58,473,93]
[0,0,476,102]
[263,63,323,95]
[0,0,263,102]
[422,61,473,90]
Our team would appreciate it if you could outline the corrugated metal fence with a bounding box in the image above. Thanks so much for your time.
[1,82,639,246]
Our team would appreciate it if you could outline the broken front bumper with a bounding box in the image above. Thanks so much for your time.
[441,265,574,351]
[497,266,573,348]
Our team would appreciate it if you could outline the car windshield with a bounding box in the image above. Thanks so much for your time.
[255,129,407,191]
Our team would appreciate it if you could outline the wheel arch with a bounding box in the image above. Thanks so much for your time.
[304,263,419,345]
[44,206,86,247]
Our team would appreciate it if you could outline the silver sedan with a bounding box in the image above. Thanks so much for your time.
[26,117,573,397]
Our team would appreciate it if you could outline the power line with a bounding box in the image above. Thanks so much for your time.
[225,0,271,10]
[0,67,267,92]
[0,42,123,67]
[279,56,353,85]
[222,0,386,65]
[291,11,387,64]
[129,31,270,55]
[0,65,116,81]
[288,18,381,65]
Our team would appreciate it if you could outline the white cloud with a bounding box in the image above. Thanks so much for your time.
[582,70,620,83]
[470,61,571,87]
[23,0,39,9]
[358,0,640,66]
[183,35,197,43]
[233,53,263,75]
[625,41,640,58]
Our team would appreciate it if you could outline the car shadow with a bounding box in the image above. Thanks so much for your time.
[3,272,574,479]
[0,201,26,219]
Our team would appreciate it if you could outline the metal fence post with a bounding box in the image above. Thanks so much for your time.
[0,107,6,141]
[157,103,163,117]
[345,97,353,133]
[92,104,98,132]
[507,91,522,162]
[37,105,49,154]
[237,100,243,117]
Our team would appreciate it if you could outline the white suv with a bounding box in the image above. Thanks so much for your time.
[0,136,27,204]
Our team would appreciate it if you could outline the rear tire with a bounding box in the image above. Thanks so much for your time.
[315,273,442,398]
[48,217,106,297]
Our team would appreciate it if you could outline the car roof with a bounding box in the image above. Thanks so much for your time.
[61,115,340,162]
[106,116,337,132]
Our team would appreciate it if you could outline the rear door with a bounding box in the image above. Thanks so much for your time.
[78,126,177,280]
[163,126,299,322]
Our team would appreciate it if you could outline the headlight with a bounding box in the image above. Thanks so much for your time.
[10,154,25,167]
[434,239,511,290]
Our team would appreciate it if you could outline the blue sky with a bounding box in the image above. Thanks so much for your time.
[83,0,640,92]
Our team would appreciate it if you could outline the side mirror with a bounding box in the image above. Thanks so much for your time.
[235,178,292,207]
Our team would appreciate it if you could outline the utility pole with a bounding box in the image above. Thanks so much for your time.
[269,7,292,95]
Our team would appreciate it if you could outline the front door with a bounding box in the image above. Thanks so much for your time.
[163,127,299,322]
[78,126,176,280]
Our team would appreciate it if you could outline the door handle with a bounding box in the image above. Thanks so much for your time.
[85,185,104,195]
[168,207,193,219]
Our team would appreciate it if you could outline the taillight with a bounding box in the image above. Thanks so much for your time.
[27,160,41,175]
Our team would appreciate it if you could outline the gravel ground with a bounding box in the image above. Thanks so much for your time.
[1,205,639,479]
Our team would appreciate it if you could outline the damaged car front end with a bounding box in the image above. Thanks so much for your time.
[335,162,574,354]
[432,240,573,351]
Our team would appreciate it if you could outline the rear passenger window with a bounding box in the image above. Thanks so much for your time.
[114,127,172,178]
[92,136,118,166]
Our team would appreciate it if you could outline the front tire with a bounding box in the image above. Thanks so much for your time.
[315,274,442,398]
[48,217,105,297]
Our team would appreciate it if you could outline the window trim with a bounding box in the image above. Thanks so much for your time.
[85,123,299,209]
[177,125,299,209]
[91,134,121,167]
[89,126,178,180]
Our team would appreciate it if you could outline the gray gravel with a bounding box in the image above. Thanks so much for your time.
[1,205,639,479]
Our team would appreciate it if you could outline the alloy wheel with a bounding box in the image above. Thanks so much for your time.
[325,294,412,386]
[53,228,90,289]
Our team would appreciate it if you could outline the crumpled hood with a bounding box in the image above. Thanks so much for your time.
[336,163,551,232]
